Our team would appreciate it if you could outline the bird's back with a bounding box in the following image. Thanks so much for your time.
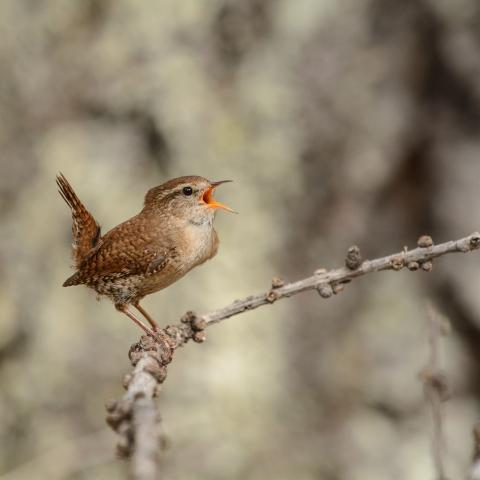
[63,212,167,286]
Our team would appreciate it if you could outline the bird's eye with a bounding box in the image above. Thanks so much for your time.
[182,186,193,196]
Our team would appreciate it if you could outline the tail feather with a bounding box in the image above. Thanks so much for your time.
[56,173,101,269]
[63,271,81,287]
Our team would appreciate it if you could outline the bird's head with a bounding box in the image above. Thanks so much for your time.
[143,176,235,222]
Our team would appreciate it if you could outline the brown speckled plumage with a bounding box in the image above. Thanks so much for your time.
[56,174,232,336]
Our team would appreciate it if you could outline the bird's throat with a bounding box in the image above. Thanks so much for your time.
[189,216,211,226]
[187,208,214,227]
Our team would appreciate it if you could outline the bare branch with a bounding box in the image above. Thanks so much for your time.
[201,232,480,325]
[107,231,480,479]
[106,333,177,480]
[469,424,480,480]
[419,303,451,480]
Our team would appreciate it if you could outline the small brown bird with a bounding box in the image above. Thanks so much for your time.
[56,174,234,337]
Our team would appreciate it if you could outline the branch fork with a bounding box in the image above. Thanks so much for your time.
[106,231,480,479]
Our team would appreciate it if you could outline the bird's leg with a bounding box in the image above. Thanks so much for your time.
[133,302,160,331]
[117,304,156,338]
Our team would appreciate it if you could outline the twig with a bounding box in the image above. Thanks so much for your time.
[107,231,480,479]
[201,232,480,325]
[106,332,176,480]
[469,424,480,479]
[419,303,451,480]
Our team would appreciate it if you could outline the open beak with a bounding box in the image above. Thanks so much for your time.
[202,180,236,213]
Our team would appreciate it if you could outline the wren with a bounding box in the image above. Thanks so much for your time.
[56,174,234,337]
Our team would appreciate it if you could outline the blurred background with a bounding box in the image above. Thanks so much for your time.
[1,0,480,479]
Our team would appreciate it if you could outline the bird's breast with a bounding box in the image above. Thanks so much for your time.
[181,221,217,268]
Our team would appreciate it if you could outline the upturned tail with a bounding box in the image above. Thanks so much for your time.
[56,173,101,273]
